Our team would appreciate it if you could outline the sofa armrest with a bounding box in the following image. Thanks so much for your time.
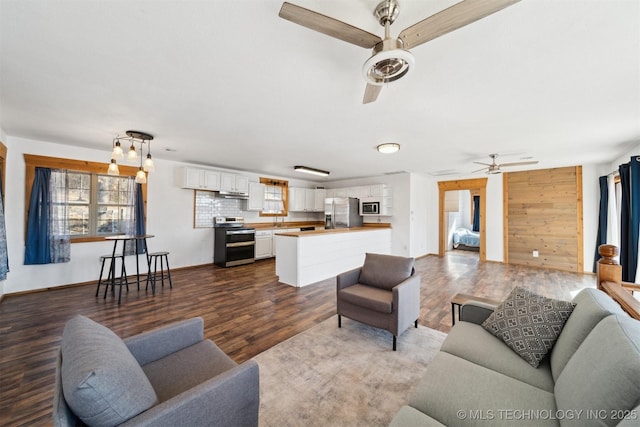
[124,318,205,366]
[393,275,421,333]
[337,267,361,291]
[460,301,497,325]
[120,359,260,427]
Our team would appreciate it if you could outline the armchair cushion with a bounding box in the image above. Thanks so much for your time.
[142,339,237,402]
[339,284,393,313]
[358,253,414,291]
[60,315,158,427]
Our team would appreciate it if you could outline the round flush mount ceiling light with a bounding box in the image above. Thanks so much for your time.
[377,143,400,154]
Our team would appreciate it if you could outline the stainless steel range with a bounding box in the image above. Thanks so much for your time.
[214,217,255,267]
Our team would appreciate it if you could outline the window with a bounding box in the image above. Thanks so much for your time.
[24,154,147,243]
[62,172,135,236]
[259,177,288,217]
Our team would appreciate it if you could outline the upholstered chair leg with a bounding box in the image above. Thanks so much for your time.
[338,315,341,328]
[415,320,418,328]
[393,336,397,351]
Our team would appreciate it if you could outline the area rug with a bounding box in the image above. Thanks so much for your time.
[254,315,447,427]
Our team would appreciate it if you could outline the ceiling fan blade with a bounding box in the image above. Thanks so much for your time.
[472,166,489,173]
[363,84,382,104]
[279,2,382,49]
[499,161,539,167]
[472,161,492,166]
[398,0,521,49]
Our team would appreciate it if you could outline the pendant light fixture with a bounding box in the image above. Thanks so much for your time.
[108,131,154,180]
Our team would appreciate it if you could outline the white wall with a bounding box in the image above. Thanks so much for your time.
[1,135,321,294]
[409,173,430,258]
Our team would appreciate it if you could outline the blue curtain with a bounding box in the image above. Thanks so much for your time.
[135,183,146,254]
[25,168,52,264]
[0,175,8,280]
[619,161,639,282]
[593,175,608,272]
[472,195,480,232]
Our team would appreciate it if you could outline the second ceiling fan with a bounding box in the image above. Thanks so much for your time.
[278,0,521,104]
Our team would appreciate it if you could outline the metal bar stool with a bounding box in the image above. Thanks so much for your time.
[145,251,172,293]
[96,254,128,298]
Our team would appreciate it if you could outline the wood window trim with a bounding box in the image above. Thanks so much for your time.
[23,154,147,243]
[259,177,288,217]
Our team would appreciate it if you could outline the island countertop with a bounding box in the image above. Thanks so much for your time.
[274,225,391,237]
[274,227,392,287]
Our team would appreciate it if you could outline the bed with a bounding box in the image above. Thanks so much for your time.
[452,228,480,251]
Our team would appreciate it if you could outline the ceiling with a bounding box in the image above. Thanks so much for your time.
[1,0,639,182]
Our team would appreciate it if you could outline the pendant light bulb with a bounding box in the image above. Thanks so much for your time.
[107,159,120,176]
[135,167,147,184]
[112,141,124,160]
[143,153,155,172]
[127,143,138,162]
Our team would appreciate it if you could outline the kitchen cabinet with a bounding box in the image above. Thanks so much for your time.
[255,230,273,259]
[247,182,265,211]
[178,167,220,190]
[289,188,325,212]
[220,172,249,194]
[314,189,326,211]
[289,188,306,212]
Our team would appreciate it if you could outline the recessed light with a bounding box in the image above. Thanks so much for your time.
[377,143,400,154]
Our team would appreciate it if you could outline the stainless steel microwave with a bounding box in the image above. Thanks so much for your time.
[360,198,380,215]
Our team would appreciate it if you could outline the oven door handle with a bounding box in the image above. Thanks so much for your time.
[226,229,255,235]
[226,241,255,248]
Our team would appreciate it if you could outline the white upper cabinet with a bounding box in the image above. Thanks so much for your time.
[178,167,220,191]
[220,172,249,194]
[289,188,325,212]
[247,182,266,211]
[314,189,326,212]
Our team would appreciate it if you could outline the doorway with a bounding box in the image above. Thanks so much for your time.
[438,178,488,262]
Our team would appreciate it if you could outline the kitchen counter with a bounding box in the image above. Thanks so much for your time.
[246,221,324,230]
[275,227,391,287]
[275,225,390,237]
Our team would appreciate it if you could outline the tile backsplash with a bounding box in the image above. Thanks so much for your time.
[194,191,244,228]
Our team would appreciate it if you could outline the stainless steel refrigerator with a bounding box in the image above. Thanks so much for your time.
[324,197,363,229]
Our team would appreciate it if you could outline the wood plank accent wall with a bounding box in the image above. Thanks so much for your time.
[504,166,583,272]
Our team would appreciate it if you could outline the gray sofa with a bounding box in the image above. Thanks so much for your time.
[53,315,259,427]
[389,288,640,426]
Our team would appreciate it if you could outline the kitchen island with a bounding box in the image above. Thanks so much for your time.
[275,226,391,287]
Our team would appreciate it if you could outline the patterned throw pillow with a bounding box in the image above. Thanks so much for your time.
[482,287,575,368]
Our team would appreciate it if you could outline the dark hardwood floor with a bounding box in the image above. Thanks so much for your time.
[0,251,596,426]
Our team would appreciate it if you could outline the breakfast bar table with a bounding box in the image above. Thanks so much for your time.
[104,234,154,304]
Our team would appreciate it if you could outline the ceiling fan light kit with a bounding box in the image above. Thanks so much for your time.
[278,0,521,103]
[377,143,400,154]
[363,43,414,86]
[294,165,330,177]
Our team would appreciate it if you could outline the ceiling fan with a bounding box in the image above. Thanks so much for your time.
[472,154,538,174]
[278,0,521,104]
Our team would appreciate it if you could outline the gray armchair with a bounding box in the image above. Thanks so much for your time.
[336,253,421,351]
[53,315,259,427]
